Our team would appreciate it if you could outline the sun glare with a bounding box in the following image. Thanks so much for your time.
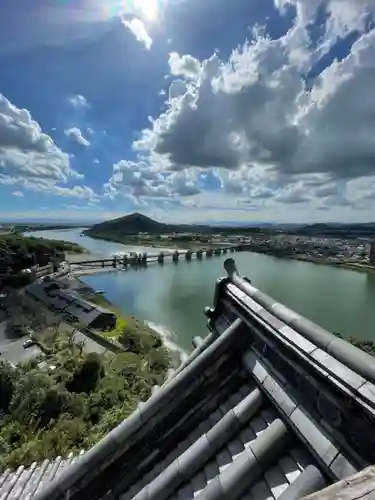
[105,1,161,22]
[134,0,159,21]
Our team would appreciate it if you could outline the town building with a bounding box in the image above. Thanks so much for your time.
[26,282,116,330]
[370,241,375,265]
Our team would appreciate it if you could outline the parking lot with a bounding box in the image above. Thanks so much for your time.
[0,320,42,365]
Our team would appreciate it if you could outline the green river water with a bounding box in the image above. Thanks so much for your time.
[27,228,375,355]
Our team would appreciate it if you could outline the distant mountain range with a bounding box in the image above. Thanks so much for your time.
[201,220,275,227]
[84,213,375,240]
[85,212,276,237]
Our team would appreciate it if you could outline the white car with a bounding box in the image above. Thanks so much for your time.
[22,339,35,349]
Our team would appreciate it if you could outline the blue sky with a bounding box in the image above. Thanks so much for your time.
[1,0,375,224]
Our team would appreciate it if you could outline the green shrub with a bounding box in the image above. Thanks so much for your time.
[0,324,169,471]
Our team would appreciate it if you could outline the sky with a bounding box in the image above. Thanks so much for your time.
[1,0,375,224]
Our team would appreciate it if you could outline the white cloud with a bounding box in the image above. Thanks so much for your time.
[51,185,100,202]
[0,93,80,189]
[121,17,152,49]
[169,52,202,79]
[64,127,90,147]
[128,3,375,221]
[68,94,89,108]
[276,1,375,45]
[105,159,200,201]
[0,94,101,205]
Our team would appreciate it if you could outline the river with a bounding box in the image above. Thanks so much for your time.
[26,228,375,353]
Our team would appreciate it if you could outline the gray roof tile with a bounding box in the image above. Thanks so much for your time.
[278,456,301,484]
[0,452,86,500]
[264,465,289,498]
[0,471,11,490]
[250,479,274,500]
[4,264,373,500]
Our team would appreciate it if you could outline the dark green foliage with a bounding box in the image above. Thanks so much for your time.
[0,234,84,275]
[347,337,375,356]
[0,362,17,412]
[333,331,375,356]
[0,324,170,471]
[119,328,158,354]
[66,353,103,394]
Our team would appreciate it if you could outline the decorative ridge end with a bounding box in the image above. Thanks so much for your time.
[224,258,238,278]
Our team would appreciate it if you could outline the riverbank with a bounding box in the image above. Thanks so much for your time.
[72,231,375,276]
[24,227,375,348]
[0,272,178,471]
[71,275,184,367]
[69,248,375,279]
[65,251,92,262]
[82,231,215,251]
[286,254,375,273]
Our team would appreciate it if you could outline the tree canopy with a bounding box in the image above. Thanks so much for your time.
[0,328,170,471]
[0,234,84,274]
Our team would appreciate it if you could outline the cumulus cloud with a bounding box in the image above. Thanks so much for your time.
[276,0,375,45]
[0,93,80,186]
[68,94,89,108]
[105,159,200,201]
[0,94,100,204]
[130,2,375,218]
[169,52,202,79]
[64,127,90,147]
[121,17,152,49]
[51,185,99,201]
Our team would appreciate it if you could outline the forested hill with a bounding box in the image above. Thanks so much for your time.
[84,212,269,237]
[85,212,212,236]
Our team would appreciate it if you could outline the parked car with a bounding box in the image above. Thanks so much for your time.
[22,339,35,349]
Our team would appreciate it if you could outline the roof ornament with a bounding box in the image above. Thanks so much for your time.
[223,257,238,278]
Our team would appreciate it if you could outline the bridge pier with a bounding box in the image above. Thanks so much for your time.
[73,245,234,269]
[130,254,138,267]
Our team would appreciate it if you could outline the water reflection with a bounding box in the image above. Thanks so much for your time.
[26,228,375,350]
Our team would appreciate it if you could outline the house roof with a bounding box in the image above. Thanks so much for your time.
[2,259,375,500]
[26,283,115,328]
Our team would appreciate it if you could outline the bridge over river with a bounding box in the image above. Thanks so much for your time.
[68,245,243,269]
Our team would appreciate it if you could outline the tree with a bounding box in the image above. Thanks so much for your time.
[6,316,28,338]
[66,353,103,394]
[119,328,159,354]
[146,348,170,374]
[0,362,17,412]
